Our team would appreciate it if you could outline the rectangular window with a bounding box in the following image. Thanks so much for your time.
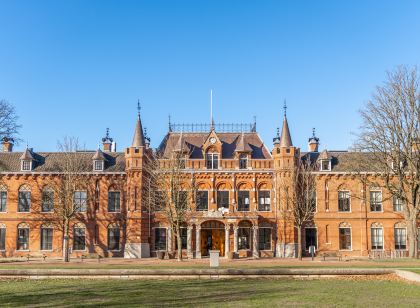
[22,160,31,171]
[394,228,406,250]
[175,227,187,250]
[196,191,208,211]
[305,228,317,250]
[258,191,271,211]
[370,191,382,212]
[393,196,403,212]
[73,228,86,250]
[41,228,53,250]
[237,191,250,211]
[0,191,7,212]
[238,228,250,250]
[239,154,248,169]
[17,228,29,250]
[108,227,120,251]
[258,228,271,250]
[154,228,167,251]
[74,191,87,212]
[371,228,383,250]
[18,191,31,212]
[108,191,121,212]
[339,228,351,250]
[217,191,229,208]
[206,153,219,170]
[320,160,331,171]
[42,191,54,212]
[94,160,104,171]
[338,191,350,212]
[0,228,5,250]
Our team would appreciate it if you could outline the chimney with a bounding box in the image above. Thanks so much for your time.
[102,128,113,152]
[1,137,14,152]
[308,128,319,152]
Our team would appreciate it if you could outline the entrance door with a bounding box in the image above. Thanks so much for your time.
[305,228,317,251]
[200,221,225,256]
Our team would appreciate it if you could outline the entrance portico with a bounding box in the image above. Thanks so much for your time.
[199,220,226,257]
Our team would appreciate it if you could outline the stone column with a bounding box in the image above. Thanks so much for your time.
[167,227,172,252]
[225,225,230,257]
[252,225,259,258]
[195,225,201,259]
[187,225,193,259]
[233,226,239,253]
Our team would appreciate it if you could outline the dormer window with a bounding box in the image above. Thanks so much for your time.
[21,160,32,171]
[239,154,248,169]
[320,159,331,171]
[206,153,219,170]
[94,160,104,171]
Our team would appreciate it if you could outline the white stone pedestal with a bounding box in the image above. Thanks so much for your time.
[209,250,220,267]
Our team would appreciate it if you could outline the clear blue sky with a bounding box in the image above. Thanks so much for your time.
[1,0,419,152]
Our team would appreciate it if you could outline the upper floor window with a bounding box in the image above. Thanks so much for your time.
[320,159,331,171]
[237,190,250,211]
[258,190,271,211]
[239,154,248,169]
[74,191,87,212]
[18,185,31,212]
[108,191,121,212]
[338,191,351,212]
[370,191,382,212]
[21,160,32,171]
[393,196,404,212]
[0,185,7,212]
[196,191,208,211]
[217,191,229,208]
[42,189,54,212]
[94,160,104,171]
[206,153,219,170]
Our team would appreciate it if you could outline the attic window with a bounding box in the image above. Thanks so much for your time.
[239,154,248,169]
[320,160,331,171]
[94,160,104,171]
[21,160,32,171]
[206,153,219,170]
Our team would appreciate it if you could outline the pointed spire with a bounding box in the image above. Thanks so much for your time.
[235,132,252,152]
[210,89,215,130]
[279,101,293,147]
[131,100,146,148]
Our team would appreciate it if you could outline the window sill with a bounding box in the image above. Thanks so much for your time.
[40,249,53,252]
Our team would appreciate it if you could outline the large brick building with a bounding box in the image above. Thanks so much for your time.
[0,107,419,259]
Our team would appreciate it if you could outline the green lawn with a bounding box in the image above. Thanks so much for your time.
[0,278,419,307]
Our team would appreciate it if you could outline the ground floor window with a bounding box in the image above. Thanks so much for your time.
[0,227,5,250]
[238,227,251,250]
[339,228,351,250]
[108,227,120,251]
[305,228,317,250]
[17,227,29,250]
[41,228,53,250]
[258,228,271,250]
[371,228,383,250]
[73,227,86,250]
[155,228,167,251]
[394,228,406,250]
[175,227,187,250]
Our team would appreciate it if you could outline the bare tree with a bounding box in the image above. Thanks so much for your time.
[280,158,317,260]
[0,99,21,140]
[145,147,194,261]
[355,65,420,258]
[43,137,91,262]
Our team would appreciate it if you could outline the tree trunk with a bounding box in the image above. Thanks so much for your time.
[297,226,302,260]
[176,225,183,261]
[63,221,70,262]
[407,217,418,258]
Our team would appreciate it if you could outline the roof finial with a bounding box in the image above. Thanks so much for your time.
[210,89,214,130]
[283,99,287,116]
[137,99,141,117]
[106,128,110,139]
[312,127,316,138]
[168,114,172,131]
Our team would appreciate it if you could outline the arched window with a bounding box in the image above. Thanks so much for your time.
[0,223,6,251]
[371,222,383,250]
[108,223,120,251]
[17,222,30,250]
[18,184,31,212]
[0,184,7,212]
[238,221,252,250]
[40,223,53,251]
[42,187,54,212]
[73,223,86,251]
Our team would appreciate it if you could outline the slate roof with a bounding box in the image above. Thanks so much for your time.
[0,151,126,173]
[158,132,271,159]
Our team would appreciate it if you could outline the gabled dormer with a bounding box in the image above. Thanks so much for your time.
[318,150,331,171]
[235,133,252,169]
[20,147,35,171]
[203,129,221,170]
[92,148,106,171]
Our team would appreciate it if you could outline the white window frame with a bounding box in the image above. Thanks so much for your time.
[40,227,54,251]
[21,160,32,171]
[320,159,331,171]
[93,160,104,171]
[369,190,383,212]
[371,227,384,251]
[258,190,271,212]
[394,227,407,251]
[338,190,351,212]
[206,153,219,170]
